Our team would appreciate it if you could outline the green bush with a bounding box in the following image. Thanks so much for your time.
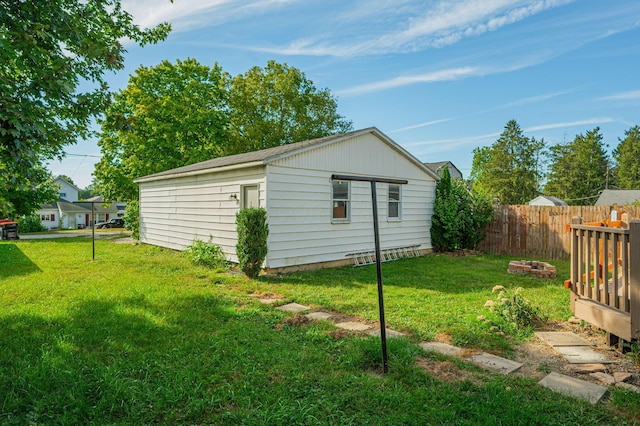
[431,166,493,251]
[487,286,546,330]
[184,238,229,270]
[18,214,47,233]
[123,200,139,239]
[235,207,268,278]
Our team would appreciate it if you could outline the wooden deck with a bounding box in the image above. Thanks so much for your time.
[567,216,640,341]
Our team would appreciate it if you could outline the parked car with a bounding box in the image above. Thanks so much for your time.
[94,218,125,229]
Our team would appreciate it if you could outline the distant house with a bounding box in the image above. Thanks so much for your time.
[528,195,568,206]
[424,161,463,180]
[135,127,439,272]
[595,189,640,206]
[33,177,118,230]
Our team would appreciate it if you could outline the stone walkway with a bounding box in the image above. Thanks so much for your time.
[268,300,639,404]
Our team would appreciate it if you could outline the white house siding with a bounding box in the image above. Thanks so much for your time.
[139,166,266,260]
[264,133,435,268]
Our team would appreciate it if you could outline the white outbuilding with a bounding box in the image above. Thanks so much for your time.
[135,127,439,272]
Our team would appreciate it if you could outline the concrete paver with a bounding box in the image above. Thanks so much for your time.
[536,331,591,347]
[563,364,606,374]
[368,329,405,338]
[469,352,522,375]
[554,346,613,364]
[419,342,464,357]
[275,302,311,313]
[539,372,608,404]
[259,298,282,304]
[335,321,371,331]
[305,312,333,321]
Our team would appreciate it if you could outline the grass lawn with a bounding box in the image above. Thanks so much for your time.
[1,238,638,424]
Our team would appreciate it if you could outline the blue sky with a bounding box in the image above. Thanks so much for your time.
[51,0,640,188]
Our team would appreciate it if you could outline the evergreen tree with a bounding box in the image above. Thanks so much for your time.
[545,128,609,205]
[470,120,544,204]
[612,125,640,189]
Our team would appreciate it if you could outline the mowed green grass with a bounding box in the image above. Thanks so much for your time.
[1,239,637,424]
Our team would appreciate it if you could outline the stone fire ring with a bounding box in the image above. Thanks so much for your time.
[508,260,557,279]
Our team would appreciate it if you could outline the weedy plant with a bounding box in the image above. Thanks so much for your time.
[486,286,546,333]
[183,238,229,270]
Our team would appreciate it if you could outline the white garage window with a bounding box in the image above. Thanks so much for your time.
[331,180,350,223]
[388,184,401,221]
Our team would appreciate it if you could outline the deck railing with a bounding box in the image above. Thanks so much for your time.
[568,217,640,341]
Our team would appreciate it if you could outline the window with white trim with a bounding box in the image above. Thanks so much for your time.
[331,180,350,222]
[388,184,401,220]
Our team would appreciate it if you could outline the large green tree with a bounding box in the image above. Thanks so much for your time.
[612,125,640,189]
[470,120,544,204]
[544,128,609,205]
[0,0,170,216]
[227,60,353,154]
[94,59,229,201]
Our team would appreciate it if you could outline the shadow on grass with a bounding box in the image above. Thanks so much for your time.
[0,243,42,278]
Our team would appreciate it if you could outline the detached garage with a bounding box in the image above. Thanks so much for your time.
[135,127,438,271]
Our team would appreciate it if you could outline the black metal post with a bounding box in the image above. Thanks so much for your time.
[370,181,388,373]
[91,202,95,260]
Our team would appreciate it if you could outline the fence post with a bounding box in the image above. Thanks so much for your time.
[629,219,640,340]
[569,216,582,311]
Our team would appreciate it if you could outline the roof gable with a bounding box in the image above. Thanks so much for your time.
[135,128,439,183]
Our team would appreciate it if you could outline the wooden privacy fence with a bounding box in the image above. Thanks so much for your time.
[478,205,640,261]
[567,217,640,341]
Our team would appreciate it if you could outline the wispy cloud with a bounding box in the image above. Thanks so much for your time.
[122,0,297,32]
[388,118,456,134]
[598,90,640,101]
[336,67,480,96]
[524,118,615,132]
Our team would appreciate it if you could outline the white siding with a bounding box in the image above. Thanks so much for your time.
[265,133,435,268]
[139,166,266,261]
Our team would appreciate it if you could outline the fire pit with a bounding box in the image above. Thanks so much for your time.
[508,260,556,278]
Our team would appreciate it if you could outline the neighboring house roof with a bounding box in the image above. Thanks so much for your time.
[528,195,568,206]
[135,127,440,183]
[595,189,640,206]
[55,176,81,192]
[424,161,463,179]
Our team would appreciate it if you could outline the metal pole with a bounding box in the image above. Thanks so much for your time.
[370,181,388,374]
[91,202,95,260]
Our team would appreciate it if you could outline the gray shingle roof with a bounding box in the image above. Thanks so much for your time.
[595,189,640,206]
[135,127,439,182]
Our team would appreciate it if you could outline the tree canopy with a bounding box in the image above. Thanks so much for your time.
[544,128,609,205]
[227,61,353,154]
[470,120,544,204]
[94,59,229,201]
[612,125,640,189]
[0,0,170,216]
[95,60,353,201]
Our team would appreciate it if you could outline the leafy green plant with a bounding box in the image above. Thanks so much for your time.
[626,342,640,367]
[183,238,229,270]
[17,214,47,233]
[123,200,139,239]
[486,286,546,331]
[431,166,493,251]
[235,207,268,278]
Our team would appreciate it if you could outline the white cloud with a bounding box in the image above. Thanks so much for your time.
[388,118,456,134]
[598,90,640,101]
[524,118,615,132]
[337,67,479,96]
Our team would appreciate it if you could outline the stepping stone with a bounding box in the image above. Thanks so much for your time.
[554,346,613,364]
[335,321,370,331]
[590,372,616,385]
[305,311,333,321]
[564,364,606,374]
[613,372,633,383]
[275,303,310,313]
[539,372,608,404]
[368,328,405,338]
[419,342,463,357]
[536,332,591,347]
[615,382,640,393]
[259,298,282,304]
[469,352,522,375]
